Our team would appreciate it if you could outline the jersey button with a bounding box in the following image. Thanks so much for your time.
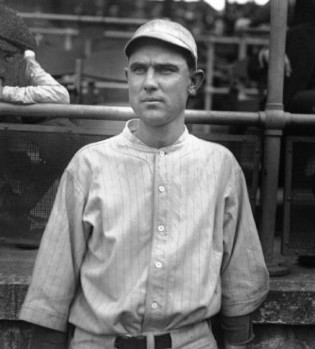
[152,302,158,309]
[155,261,162,268]
[159,186,165,192]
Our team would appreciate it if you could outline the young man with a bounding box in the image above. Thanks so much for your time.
[20,19,269,349]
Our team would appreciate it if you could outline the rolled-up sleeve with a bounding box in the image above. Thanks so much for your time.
[220,165,269,317]
[19,169,90,332]
[2,54,70,105]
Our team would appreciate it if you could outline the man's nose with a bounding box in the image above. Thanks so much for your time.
[143,68,158,91]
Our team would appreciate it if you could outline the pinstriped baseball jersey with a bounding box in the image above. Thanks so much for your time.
[20,119,269,339]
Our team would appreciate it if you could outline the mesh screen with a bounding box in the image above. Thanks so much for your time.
[0,129,107,244]
[284,139,315,254]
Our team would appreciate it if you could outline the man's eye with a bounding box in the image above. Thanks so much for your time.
[160,66,175,74]
[132,66,145,74]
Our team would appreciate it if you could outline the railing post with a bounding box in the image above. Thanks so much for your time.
[205,39,215,111]
[64,29,73,51]
[259,0,289,275]
[238,35,246,61]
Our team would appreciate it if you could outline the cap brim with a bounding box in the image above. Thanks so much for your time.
[0,37,20,53]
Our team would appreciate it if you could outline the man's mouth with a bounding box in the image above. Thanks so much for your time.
[142,98,163,103]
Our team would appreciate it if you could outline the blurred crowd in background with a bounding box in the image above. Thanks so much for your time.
[0,0,270,37]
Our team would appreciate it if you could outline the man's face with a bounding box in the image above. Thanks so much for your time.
[0,50,23,86]
[125,40,192,128]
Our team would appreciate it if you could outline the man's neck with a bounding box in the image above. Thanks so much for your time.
[134,120,185,148]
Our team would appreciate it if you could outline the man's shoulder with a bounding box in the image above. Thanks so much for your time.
[191,134,236,158]
[190,134,241,173]
[76,134,120,156]
[67,134,122,169]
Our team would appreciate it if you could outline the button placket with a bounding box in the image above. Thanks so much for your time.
[143,150,169,330]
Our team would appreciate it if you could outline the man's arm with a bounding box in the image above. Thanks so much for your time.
[220,162,269,347]
[19,168,90,332]
[1,50,70,105]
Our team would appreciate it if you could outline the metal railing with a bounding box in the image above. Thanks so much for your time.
[21,12,147,26]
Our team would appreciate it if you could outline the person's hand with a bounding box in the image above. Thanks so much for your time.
[24,50,36,60]
[225,343,248,349]
[258,47,269,68]
[284,54,292,77]
[258,47,292,77]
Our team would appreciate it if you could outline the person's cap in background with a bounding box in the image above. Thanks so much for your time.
[124,19,198,68]
[0,4,36,53]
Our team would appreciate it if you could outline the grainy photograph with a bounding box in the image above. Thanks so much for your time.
[0,1,314,348]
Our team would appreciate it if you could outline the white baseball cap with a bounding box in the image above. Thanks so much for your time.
[124,19,198,68]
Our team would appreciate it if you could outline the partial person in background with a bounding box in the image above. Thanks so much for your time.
[246,0,315,265]
[0,5,69,105]
[0,4,70,240]
[234,0,314,32]
[245,0,315,112]
[247,21,315,113]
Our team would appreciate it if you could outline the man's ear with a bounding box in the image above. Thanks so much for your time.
[124,67,129,81]
[188,70,205,96]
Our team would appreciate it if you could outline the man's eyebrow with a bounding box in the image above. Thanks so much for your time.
[129,62,146,69]
[156,63,179,69]
[129,62,179,69]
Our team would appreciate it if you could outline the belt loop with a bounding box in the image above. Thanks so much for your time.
[146,333,154,349]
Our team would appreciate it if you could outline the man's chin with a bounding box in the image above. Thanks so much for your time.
[140,114,168,126]
[136,109,166,122]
